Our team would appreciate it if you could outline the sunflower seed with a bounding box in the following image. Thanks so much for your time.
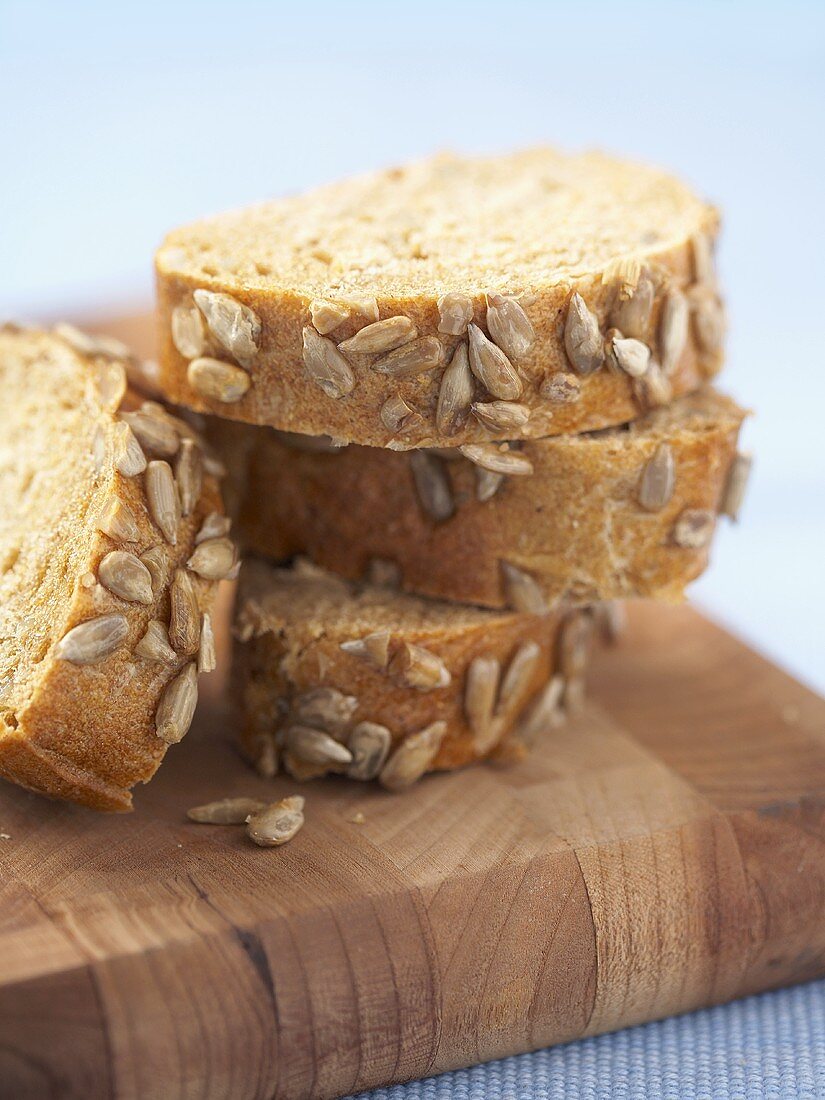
[379,720,446,791]
[437,292,474,335]
[691,289,726,355]
[610,272,654,338]
[193,289,261,367]
[253,734,279,779]
[156,663,198,744]
[540,372,581,404]
[610,336,651,378]
[169,568,201,655]
[633,361,672,410]
[135,619,177,662]
[380,394,423,435]
[389,642,451,691]
[188,357,251,403]
[171,303,206,359]
[187,797,268,824]
[501,561,547,614]
[146,460,181,544]
[409,451,455,521]
[54,614,129,664]
[559,613,593,679]
[98,550,153,604]
[97,496,140,542]
[720,451,753,521]
[246,796,305,847]
[121,407,180,458]
[467,324,523,399]
[486,293,535,359]
[365,558,401,588]
[471,401,530,433]
[436,342,474,436]
[292,687,358,736]
[672,508,715,549]
[514,675,565,743]
[565,293,604,376]
[54,323,130,360]
[187,536,236,580]
[564,675,586,714]
[140,546,167,594]
[347,722,392,780]
[91,360,127,411]
[340,629,391,670]
[339,316,416,355]
[459,443,533,476]
[595,601,626,644]
[638,444,676,511]
[198,613,217,673]
[112,422,147,477]
[195,512,231,545]
[174,438,203,518]
[371,336,443,377]
[691,232,716,287]
[497,641,541,715]
[310,299,350,335]
[301,327,355,397]
[602,256,643,299]
[464,656,501,751]
[659,289,689,375]
[286,725,353,766]
[476,467,505,502]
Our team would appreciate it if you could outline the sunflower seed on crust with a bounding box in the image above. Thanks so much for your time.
[389,642,451,691]
[409,451,454,522]
[187,797,268,824]
[347,722,392,780]
[690,288,726,355]
[610,336,651,378]
[112,421,147,477]
[672,508,715,548]
[175,439,203,517]
[501,561,547,614]
[559,612,593,679]
[140,546,167,595]
[340,629,391,670]
[246,796,305,847]
[98,550,153,604]
[691,232,716,287]
[720,451,753,521]
[595,601,626,644]
[171,303,206,359]
[155,662,198,744]
[135,619,177,662]
[91,360,128,411]
[291,687,358,736]
[476,467,505,502]
[187,536,236,580]
[146,459,181,544]
[379,720,447,791]
[437,292,474,335]
[339,316,417,355]
[659,289,689,375]
[97,496,140,542]
[54,614,129,664]
[286,725,353,767]
[610,271,654,338]
[188,357,251,403]
[252,734,279,779]
[472,401,530,432]
[540,372,581,404]
[485,294,535,359]
[467,324,522,399]
[198,613,217,673]
[633,361,673,410]
[195,512,231,545]
[310,299,350,335]
[169,568,201,655]
[436,342,474,436]
[371,336,443,377]
[380,394,423,435]
[193,289,261,368]
[638,443,676,511]
[301,327,355,398]
[564,293,604,375]
[514,675,565,743]
[54,323,130,360]
[460,443,533,476]
[497,641,541,715]
[464,656,501,753]
[121,406,180,457]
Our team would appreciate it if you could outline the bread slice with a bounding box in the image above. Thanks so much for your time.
[155,148,724,447]
[234,559,606,787]
[0,325,234,811]
[212,387,747,610]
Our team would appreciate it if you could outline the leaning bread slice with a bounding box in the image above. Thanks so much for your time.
[213,387,748,610]
[0,325,234,811]
[234,559,605,788]
[155,148,724,447]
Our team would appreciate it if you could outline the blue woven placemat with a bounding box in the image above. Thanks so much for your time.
[352,980,825,1100]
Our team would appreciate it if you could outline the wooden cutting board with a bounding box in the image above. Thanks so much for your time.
[1,316,824,1100]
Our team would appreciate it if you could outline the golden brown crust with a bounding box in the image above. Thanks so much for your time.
[213,388,746,610]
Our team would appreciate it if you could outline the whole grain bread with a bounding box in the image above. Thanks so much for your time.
[234,559,606,787]
[212,387,747,610]
[0,325,234,811]
[155,148,725,447]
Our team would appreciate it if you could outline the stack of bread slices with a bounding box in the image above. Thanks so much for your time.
[0,148,750,810]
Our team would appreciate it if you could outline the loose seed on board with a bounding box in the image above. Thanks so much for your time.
[380,394,423,435]
[720,451,753,521]
[54,614,129,665]
[564,293,604,375]
[135,619,177,663]
[389,642,451,691]
[187,797,268,824]
[610,336,651,378]
[500,561,548,614]
[340,629,392,670]
[193,289,261,368]
[638,443,676,512]
[464,656,501,751]
[302,327,355,398]
[514,675,565,743]
[379,721,447,791]
[347,722,392,781]
[156,663,198,744]
[310,299,350,335]
[338,316,416,355]
[97,496,140,542]
[146,460,181,545]
[291,687,358,736]
[188,357,251,403]
[246,796,305,847]
[436,342,474,436]
[171,303,206,359]
[198,613,217,673]
[371,336,443,377]
[112,421,147,477]
[169,568,201,655]
[497,641,541,715]
[437,292,474,335]
[540,372,581,404]
[459,443,533,476]
[659,289,689,375]
[175,439,203,517]
[187,537,236,580]
[673,508,715,548]
[485,294,535,360]
[471,401,530,432]
[98,550,154,604]
[476,467,505,502]
[121,407,180,458]
[409,451,455,522]
[467,324,523,400]
[286,725,353,767]
[195,512,231,545]
[611,272,654,338]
